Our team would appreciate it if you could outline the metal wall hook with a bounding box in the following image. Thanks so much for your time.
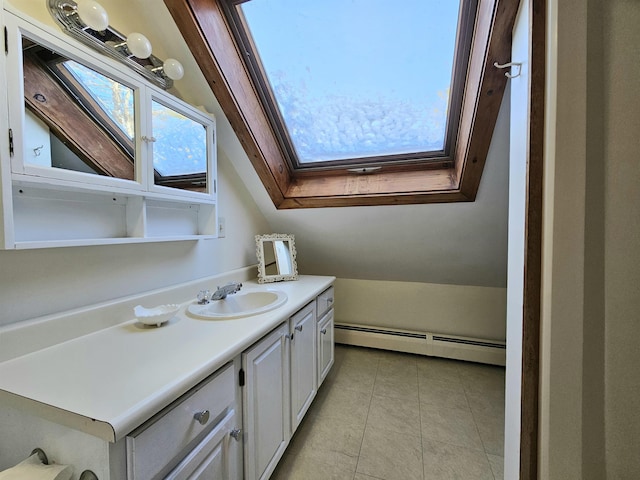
[494,61,522,79]
[33,145,44,156]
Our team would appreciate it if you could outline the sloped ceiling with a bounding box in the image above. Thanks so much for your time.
[230,94,511,288]
[134,0,510,288]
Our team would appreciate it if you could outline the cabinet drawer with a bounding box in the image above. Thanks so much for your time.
[316,286,334,318]
[165,409,239,480]
[126,363,235,480]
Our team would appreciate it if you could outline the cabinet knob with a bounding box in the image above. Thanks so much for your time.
[295,325,303,332]
[193,410,210,425]
[230,428,242,441]
[321,328,327,335]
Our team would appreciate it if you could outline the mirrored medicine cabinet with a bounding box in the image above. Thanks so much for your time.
[0,9,218,249]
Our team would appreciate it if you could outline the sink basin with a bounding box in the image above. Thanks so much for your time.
[187,290,288,320]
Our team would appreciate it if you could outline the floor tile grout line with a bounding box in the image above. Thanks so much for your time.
[417,361,427,480]
[462,375,501,479]
[352,356,379,480]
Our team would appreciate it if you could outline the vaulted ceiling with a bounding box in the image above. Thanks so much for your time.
[164,0,518,209]
[136,0,511,287]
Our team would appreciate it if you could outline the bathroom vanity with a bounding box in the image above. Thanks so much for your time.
[0,270,335,479]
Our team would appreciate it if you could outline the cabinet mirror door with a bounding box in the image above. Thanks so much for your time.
[22,37,137,182]
[151,98,210,193]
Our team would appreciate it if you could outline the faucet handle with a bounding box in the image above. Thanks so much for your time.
[197,290,211,304]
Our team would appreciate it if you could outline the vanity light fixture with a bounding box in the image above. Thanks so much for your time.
[113,31,153,59]
[47,0,184,89]
[74,0,109,31]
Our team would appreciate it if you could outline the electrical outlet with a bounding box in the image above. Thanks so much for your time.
[217,217,226,238]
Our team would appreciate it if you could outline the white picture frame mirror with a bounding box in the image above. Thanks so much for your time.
[255,233,298,283]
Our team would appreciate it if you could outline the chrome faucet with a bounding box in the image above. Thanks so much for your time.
[210,282,243,301]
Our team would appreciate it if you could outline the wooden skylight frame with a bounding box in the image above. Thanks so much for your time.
[164,0,520,208]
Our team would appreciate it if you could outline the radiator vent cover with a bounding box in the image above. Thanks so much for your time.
[334,323,506,366]
[335,324,426,339]
[432,335,506,349]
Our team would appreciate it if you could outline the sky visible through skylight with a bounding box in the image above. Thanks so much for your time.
[241,0,461,164]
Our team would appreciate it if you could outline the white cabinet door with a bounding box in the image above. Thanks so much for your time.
[289,302,317,433]
[165,409,241,480]
[317,309,334,387]
[242,323,290,480]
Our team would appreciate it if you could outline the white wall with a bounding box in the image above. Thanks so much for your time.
[223,39,511,291]
[0,1,271,327]
[259,93,511,343]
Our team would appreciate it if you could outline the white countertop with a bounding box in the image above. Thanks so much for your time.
[0,275,334,442]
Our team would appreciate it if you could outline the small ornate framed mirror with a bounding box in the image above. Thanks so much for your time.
[256,233,298,283]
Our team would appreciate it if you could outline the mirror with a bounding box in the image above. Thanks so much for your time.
[151,99,208,192]
[22,37,136,180]
[256,233,298,283]
[20,36,210,193]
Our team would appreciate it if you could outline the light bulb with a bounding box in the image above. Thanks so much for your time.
[163,58,184,80]
[126,32,152,59]
[76,0,109,31]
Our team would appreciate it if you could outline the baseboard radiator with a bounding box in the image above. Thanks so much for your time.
[335,323,506,366]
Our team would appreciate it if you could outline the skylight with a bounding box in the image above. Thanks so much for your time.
[165,0,512,208]
[229,0,466,169]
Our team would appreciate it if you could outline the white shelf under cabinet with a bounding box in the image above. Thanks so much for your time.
[8,180,217,249]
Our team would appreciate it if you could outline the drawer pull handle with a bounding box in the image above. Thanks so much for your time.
[328,298,333,303]
[288,333,294,340]
[230,428,242,441]
[321,328,327,335]
[295,325,303,332]
[193,410,210,425]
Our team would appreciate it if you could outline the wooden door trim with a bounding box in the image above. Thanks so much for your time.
[520,0,545,477]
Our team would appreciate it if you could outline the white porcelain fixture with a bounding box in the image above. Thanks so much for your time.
[134,304,180,326]
[187,290,287,320]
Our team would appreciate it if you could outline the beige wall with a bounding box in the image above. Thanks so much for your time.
[541,0,640,477]
[334,278,506,341]
[540,0,588,476]
[602,0,640,477]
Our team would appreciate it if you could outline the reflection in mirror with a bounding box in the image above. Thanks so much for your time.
[22,37,136,180]
[151,99,207,192]
[256,233,298,283]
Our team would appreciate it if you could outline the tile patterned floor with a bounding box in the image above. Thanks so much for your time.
[272,345,505,480]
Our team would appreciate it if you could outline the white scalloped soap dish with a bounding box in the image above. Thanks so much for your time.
[134,304,180,327]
